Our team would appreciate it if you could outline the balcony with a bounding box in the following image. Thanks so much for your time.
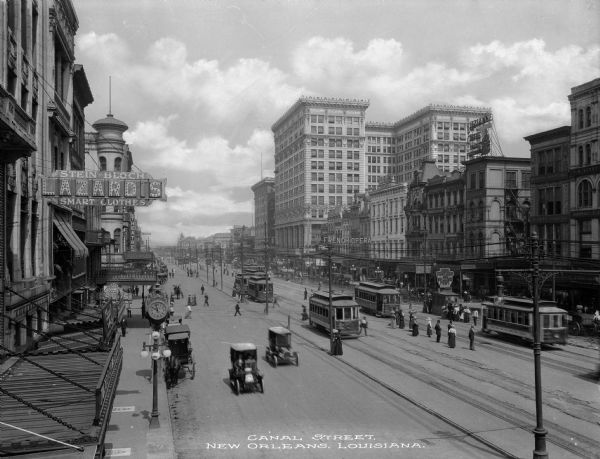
[86,230,111,246]
[96,268,158,285]
[122,251,154,262]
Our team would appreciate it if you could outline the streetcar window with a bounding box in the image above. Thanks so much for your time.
[543,315,550,328]
[524,313,529,326]
[336,308,343,320]
[553,315,559,328]
[517,312,523,325]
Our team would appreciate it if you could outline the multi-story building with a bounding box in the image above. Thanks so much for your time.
[568,78,600,261]
[272,96,369,254]
[369,178,407,263]
[251,177,275,250]
[525,126,571,259]
[365,122,395,190]
[392,104,492,183]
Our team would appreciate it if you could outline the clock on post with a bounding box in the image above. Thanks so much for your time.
[146,297,169,324]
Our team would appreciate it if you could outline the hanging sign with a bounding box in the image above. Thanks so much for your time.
[40,170,167,206]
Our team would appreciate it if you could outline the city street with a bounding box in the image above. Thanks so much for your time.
[162,264,599,458]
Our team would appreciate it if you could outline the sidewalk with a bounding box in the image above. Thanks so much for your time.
[103,297,175,459]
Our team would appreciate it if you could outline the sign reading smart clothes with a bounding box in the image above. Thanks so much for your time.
[41,170,167,206]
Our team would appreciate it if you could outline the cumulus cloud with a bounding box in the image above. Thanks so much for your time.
[125,116,273,190]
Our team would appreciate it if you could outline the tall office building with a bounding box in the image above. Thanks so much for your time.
[272,96,369,252]
[390,104,492,183]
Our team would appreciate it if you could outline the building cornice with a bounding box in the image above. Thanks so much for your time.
[391,104,491,130]
[272,96,370,132]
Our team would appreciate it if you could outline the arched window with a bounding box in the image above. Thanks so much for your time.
[578,180,592,208]
[99,156,107,171]
[490,232,500,255]
[578,109,584,129]
[586,106,591,127]
[489,200,501,221]
[114,157,122,172]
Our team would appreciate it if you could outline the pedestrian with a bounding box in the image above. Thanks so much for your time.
[408,311,415,330]
[395,309,400,327]
[234,303,241,316]
[185,304,192,319]
[301,305,308,321]
[448,320,453,331]
[127,303,132,318]
[318,281,322,291]
[390,311,396,329]
[169,301,175,317]
[426,317,432,337]
[435,319,442,343]
[273,296,279,308]
[464,306,471,324]
[469,325,475,350]
[473,308,479,327]
[412,319,419,336]
[448,324,456,348]
[201,284,205,295]
[360,316,368,336]
[120,317,127,337]
[204,294,209,307]
[399,310,405,329]
[304,288,308,300]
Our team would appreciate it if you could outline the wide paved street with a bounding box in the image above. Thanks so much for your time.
[161,264,600,459]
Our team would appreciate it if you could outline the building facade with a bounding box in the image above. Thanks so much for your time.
[568,78,600,261]
[251,177,275,250]
[369,179,407,262]
[272,96,369,253]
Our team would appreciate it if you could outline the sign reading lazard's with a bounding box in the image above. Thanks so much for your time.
[41,170,167,206]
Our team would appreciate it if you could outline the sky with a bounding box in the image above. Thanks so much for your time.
[72,0,600,246]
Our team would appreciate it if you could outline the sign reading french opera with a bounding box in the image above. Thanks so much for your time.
[41,170,167,206]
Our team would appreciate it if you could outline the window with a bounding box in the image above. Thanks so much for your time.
[577,181,592,208]
[586,106,591,127]
[505,171,517,188]
[478,171,485,188]
[114,157,122,172]
[578,109,584,129]
[99,156,107,171]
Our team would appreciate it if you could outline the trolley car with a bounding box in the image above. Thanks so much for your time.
[233,266,266,297]
[482,296,568,345]
[354,281,401,317]
[308,291,361,338]
[247,275,274,303]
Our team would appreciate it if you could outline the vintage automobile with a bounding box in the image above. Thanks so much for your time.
[265,327,299,367]
[228,343,264,395]
[164,324,195,388]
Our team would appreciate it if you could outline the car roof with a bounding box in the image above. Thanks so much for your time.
[165,324,190,336]
[230,343,257,351]
[269,326,290,335]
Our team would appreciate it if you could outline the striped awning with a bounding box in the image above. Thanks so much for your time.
[53,213,88,258]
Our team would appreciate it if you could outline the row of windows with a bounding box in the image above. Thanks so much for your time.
[310,161,360,171]
[310,137,361,148]
[310,149,360,159]
[538,187,562,215]
[436,122,468,131]
[310,115,362,125]
[311,180,361,193]
[310,126,362,136]
[576,106,594,129]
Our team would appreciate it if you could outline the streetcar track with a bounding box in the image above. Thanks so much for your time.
[259,313,520,459]
[341,335,599,458]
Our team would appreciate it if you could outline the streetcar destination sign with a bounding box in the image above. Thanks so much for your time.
[40,170,167,206]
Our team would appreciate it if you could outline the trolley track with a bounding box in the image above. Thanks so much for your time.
[258,313,517,459]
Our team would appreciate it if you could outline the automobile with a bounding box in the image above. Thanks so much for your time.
[228,343,264,395]
[265,327,299,367]
[164,324,195,388]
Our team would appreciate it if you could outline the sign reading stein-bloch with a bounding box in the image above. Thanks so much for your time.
[40,170,167,206]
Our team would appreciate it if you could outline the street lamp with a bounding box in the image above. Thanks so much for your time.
[140,330,171,429]
[519,201,548,458]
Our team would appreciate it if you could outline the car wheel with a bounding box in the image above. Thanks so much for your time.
[235,379,241,395]
[259,380,264,393]
[295,355,299,367]
[273,356,278,368]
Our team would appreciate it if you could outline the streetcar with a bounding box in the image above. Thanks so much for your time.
[354,281,401,317]
[246,274,274,303]
[482,296,568,345]
[308,291,361,338]
[233,265,266,297]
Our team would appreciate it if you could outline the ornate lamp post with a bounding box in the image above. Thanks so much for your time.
[140,330,171,429]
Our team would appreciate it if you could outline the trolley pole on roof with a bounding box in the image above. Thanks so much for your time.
[530,232,548,458]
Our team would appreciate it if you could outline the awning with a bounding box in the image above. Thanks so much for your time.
[54,213,89,258]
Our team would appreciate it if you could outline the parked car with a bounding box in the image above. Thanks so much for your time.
[265,327,299,367]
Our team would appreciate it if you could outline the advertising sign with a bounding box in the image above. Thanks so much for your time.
[40,170,167,206]
[436,268,454,289]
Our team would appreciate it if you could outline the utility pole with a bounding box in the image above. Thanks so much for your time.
[205,247,209,282]
[195,244,199,277]
[264,222,269,315]
[212,247,216,287]
[220,245,223,291]
[328,244,334,354]
[240,226,245,303]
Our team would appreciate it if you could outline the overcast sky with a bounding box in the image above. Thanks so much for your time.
[73,0,599,246]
